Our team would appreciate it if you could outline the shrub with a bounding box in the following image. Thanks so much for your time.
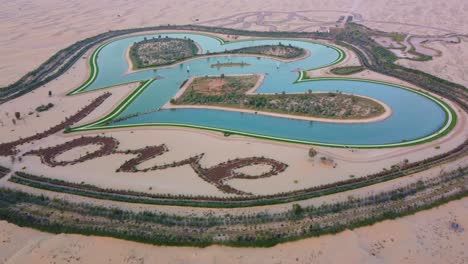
[292,204,303,215]
[36,103,54,112]
[308,148,318,158]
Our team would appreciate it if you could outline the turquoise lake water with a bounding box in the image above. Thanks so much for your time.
[79,33,447,146]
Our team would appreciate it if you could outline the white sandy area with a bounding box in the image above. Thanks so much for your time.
[1,197,467,264]
[389,48,419,59]
[233,163,274,176]
[54,144,103,163]
[353,0,468,35]
[397,37,468,87]
[0,43,139,143]
[372,36,405,49]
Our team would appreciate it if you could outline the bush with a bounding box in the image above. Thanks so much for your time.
[36,103,54,112]
[292,204,303,215]
[330,66,364,75]
[308,148,318,158]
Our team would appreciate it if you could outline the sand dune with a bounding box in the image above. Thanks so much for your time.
[2,0,468,87]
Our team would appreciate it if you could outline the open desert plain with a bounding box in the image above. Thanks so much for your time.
[0,0,467,263]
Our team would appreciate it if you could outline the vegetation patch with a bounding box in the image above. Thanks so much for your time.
[130,36,199,68]
[407,46,433,61]
[330,66,365,75]
[223,44,305,59]
[336,23,467,112]
[129,38,305,70]
[35,103,54,112]
[0,165,10,179]
[175,75,385,120]
[389,32,406,43]
[181,75,258,96]
[2,167,466,247]
[210,62,250,68]
[23,136,119,166]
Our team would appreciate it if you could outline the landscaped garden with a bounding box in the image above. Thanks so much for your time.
[129,37,199,68]
[129,37,306,69]
[222,44,305,59]
[330,66,365,75]
[174,75,386,120]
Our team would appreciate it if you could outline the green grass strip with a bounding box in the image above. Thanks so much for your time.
[69,79,155,132]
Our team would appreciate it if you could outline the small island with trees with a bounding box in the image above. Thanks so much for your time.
[223,44,306,59]
[129,36,199,68]
[210,62,251,68]
[129,37,306,69]
[171,75,386,120]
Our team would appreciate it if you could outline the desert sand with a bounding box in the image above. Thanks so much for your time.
[397,36,468,87]
[2,0,468,87]
[1,0,468,263]
[1,197,467,264]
